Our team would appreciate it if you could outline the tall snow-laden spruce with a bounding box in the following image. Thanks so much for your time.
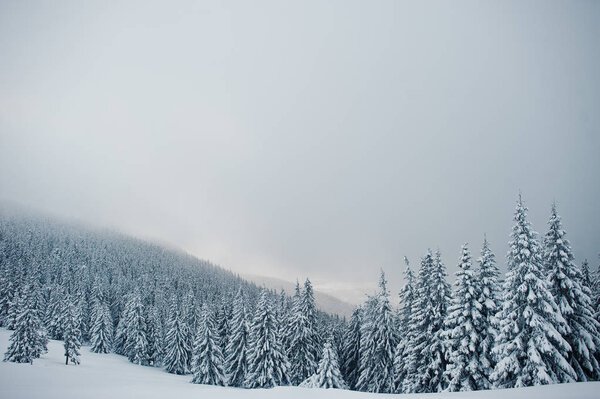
[393,258,417,392]
[477,235,501,386]
[3,283,47,363]
[225,287,249,387]
[164,299,192,375]
[244,290,290,388]
[356,270,397,393]
[145,305,163,366]
[63,295,81,365]
[341,307,361,390]
[90,295,113,353]
[301,337,347,389]
[191,304,226,386]
[444,243,487,391]
[421,249,451,392]
[123,290,148,365]
[401,250,435,393]
[287,279,320,385]
[543,203,600,381]
[491,195,576,387]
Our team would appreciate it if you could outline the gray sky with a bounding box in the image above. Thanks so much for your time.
[1,0,599,303]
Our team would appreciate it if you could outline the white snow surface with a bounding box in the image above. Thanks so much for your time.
[0,328,597,399]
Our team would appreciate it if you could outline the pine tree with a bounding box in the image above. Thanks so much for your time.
[581,259,593,291]
[145,305,163,366]
[163,301,192,375]
[191,304,226,385]
[123,290,148,365]
[63,295,81,365]
[287,279,320,385]
[90,296,113,353]
[477,235,501,388]
[444,243,487,391]
[544,203,600,381]
[225,287,249,387]
[401,250,435,393]
[421,249,451,392]
[244,290,290,388]
[3,284,47,363]
[341,307,361,390]
[491,195,576,387]
[393,260,417,392]
[356,270,397,393]
[301,337,347,389]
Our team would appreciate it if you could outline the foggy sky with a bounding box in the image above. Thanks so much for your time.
[1,0,599,303]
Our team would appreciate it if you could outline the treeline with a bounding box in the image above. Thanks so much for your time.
[1,195,600,393]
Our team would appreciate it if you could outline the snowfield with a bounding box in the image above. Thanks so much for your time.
[0,329,596,399]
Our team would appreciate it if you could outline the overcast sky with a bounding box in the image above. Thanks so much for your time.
[1,1,599,303]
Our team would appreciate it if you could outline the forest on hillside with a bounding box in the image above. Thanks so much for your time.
[1,195,599,394]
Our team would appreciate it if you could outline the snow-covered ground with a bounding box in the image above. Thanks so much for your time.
[0,328,597,399]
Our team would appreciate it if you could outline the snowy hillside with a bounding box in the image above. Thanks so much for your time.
[0,328,596,399]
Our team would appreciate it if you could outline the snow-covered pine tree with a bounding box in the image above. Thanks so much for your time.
[491,195,576,387]
[3,283,47,363]
[301,337,347,389]
[477,235,501,388]
[44,284,65,340]
[287,279,320,385]
[421,249,451,392]
[163,299,192,375]
[191,304,226,385]
[145,305,163,366]
[216,301,231,357]
[401,250,435,393]
[282,281,301,351]
[356,270,397,393]
[90,294,113,353]
[444,243,487,391]
[123,290,148,365]
[225,287,249,387]
[244,289,290,388]
[63,295,82,365]
[581,259,593,291]
[341,307,361,390]
[543,203,600,381]
[393,259,417,392]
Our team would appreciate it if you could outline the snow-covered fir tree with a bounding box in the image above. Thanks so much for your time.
[580,259,593,291]
[163,300,192,375]
[62,295,81,365]
[491,195,576,387]
[477,235,501,387]
[244,289,290,388]
[3,283,47,363]
[145,305,163,366]
[543,203,600,381]
[341,307,361,390]
[191,304,226,386]
[421,249,452,392]
[90,294,113,353]
[356,270,397,393]
[444,243,487,391]
[393,259,417,392]
[225,287,249,387]
[301,337,347,389]
[287,279,320,385]
[401,250,435,393]
[123,290,148,365]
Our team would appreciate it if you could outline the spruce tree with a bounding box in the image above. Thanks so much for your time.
[301,337,347,389]
[244,290,290,388]
[123,290,148,365]
[225,287,249,387]
[491,195,576,387]
[90,297,113,353]
[477,235,501,387]
[393,260,417,392]
[544,203,600,381]
[356,270,397,393]
[444,243,487,391]
[145,305,163,366]
[341,307,361,390]
[164,301,192,375]
[3,284,47,363]
[63,295,82,365]
[191,305,226,386]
